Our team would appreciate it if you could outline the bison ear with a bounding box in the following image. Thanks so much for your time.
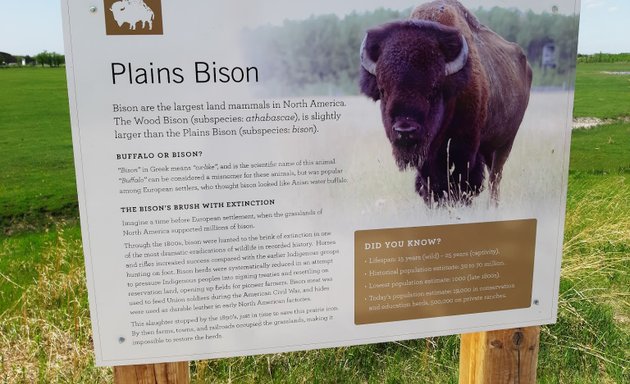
[359,66,380,101]
[359,28,386,101]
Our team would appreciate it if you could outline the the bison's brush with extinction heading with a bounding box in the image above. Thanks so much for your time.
[360,0,532,206]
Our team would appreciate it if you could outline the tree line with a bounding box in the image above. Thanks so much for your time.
[242,7,580,95]
[34,51,65,67]
[0,51,65,67]
[577,53,630,63]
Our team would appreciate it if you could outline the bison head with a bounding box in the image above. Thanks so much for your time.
[110,1,127,26]
[360,20,469,170]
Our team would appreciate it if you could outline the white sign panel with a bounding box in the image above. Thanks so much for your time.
[62,0,580,366]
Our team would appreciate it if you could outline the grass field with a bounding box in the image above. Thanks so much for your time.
[573,62,630,119]
[570,122,630,174]
[0,68,77,231]
[1,63,629,383]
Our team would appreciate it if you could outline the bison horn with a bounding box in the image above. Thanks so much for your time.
[360,34,377,75]
[445,35,468,76]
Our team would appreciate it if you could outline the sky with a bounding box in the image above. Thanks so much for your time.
[0,0,627,56]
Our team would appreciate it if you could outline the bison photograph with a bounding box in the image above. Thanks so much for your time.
[359,0,532,206]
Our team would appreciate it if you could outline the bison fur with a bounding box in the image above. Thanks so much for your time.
[359,0,532,206]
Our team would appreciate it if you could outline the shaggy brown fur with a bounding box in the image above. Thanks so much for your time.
[360,0,532,205]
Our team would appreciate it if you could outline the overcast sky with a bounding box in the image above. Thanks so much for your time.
[0,0,627,56]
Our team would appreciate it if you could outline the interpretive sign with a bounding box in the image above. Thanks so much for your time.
[61,0,581,366]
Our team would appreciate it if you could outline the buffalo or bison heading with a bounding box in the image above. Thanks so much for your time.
[104,0,163,35]
[359,0,532,206]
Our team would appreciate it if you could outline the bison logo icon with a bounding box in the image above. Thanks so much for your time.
[104,0,163,35]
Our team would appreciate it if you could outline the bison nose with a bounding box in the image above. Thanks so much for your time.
[393,119,421,134]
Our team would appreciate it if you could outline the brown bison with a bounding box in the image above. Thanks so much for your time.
[360,0,532,205]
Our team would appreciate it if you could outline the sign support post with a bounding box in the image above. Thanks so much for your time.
[114,362,190,384]
[459,326,540,384]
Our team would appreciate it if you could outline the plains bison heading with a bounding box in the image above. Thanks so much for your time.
[360,0,532,205]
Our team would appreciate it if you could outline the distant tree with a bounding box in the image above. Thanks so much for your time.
[35,51,51,67]
[577,52,630,63]
[34,51,64,67]
[50,52,65,67]
[242,6,579,95]
[242,8,408,95]
[475,8,579,73]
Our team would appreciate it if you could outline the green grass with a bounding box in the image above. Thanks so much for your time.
[0,230,51,313]
[573,62,630,118]
[570,123,630,174]
[1,63,629,382]
[542,174,629,383]
[0,224,108,383]
[0,67,77,231]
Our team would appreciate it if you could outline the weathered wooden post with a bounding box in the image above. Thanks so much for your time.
[459,326,540,384]
[114,362,189,384]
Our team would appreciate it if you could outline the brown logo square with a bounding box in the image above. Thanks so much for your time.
[104,0,163,35]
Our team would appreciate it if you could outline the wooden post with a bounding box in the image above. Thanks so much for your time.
[114,362,190,384]
[459,326,540,384]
